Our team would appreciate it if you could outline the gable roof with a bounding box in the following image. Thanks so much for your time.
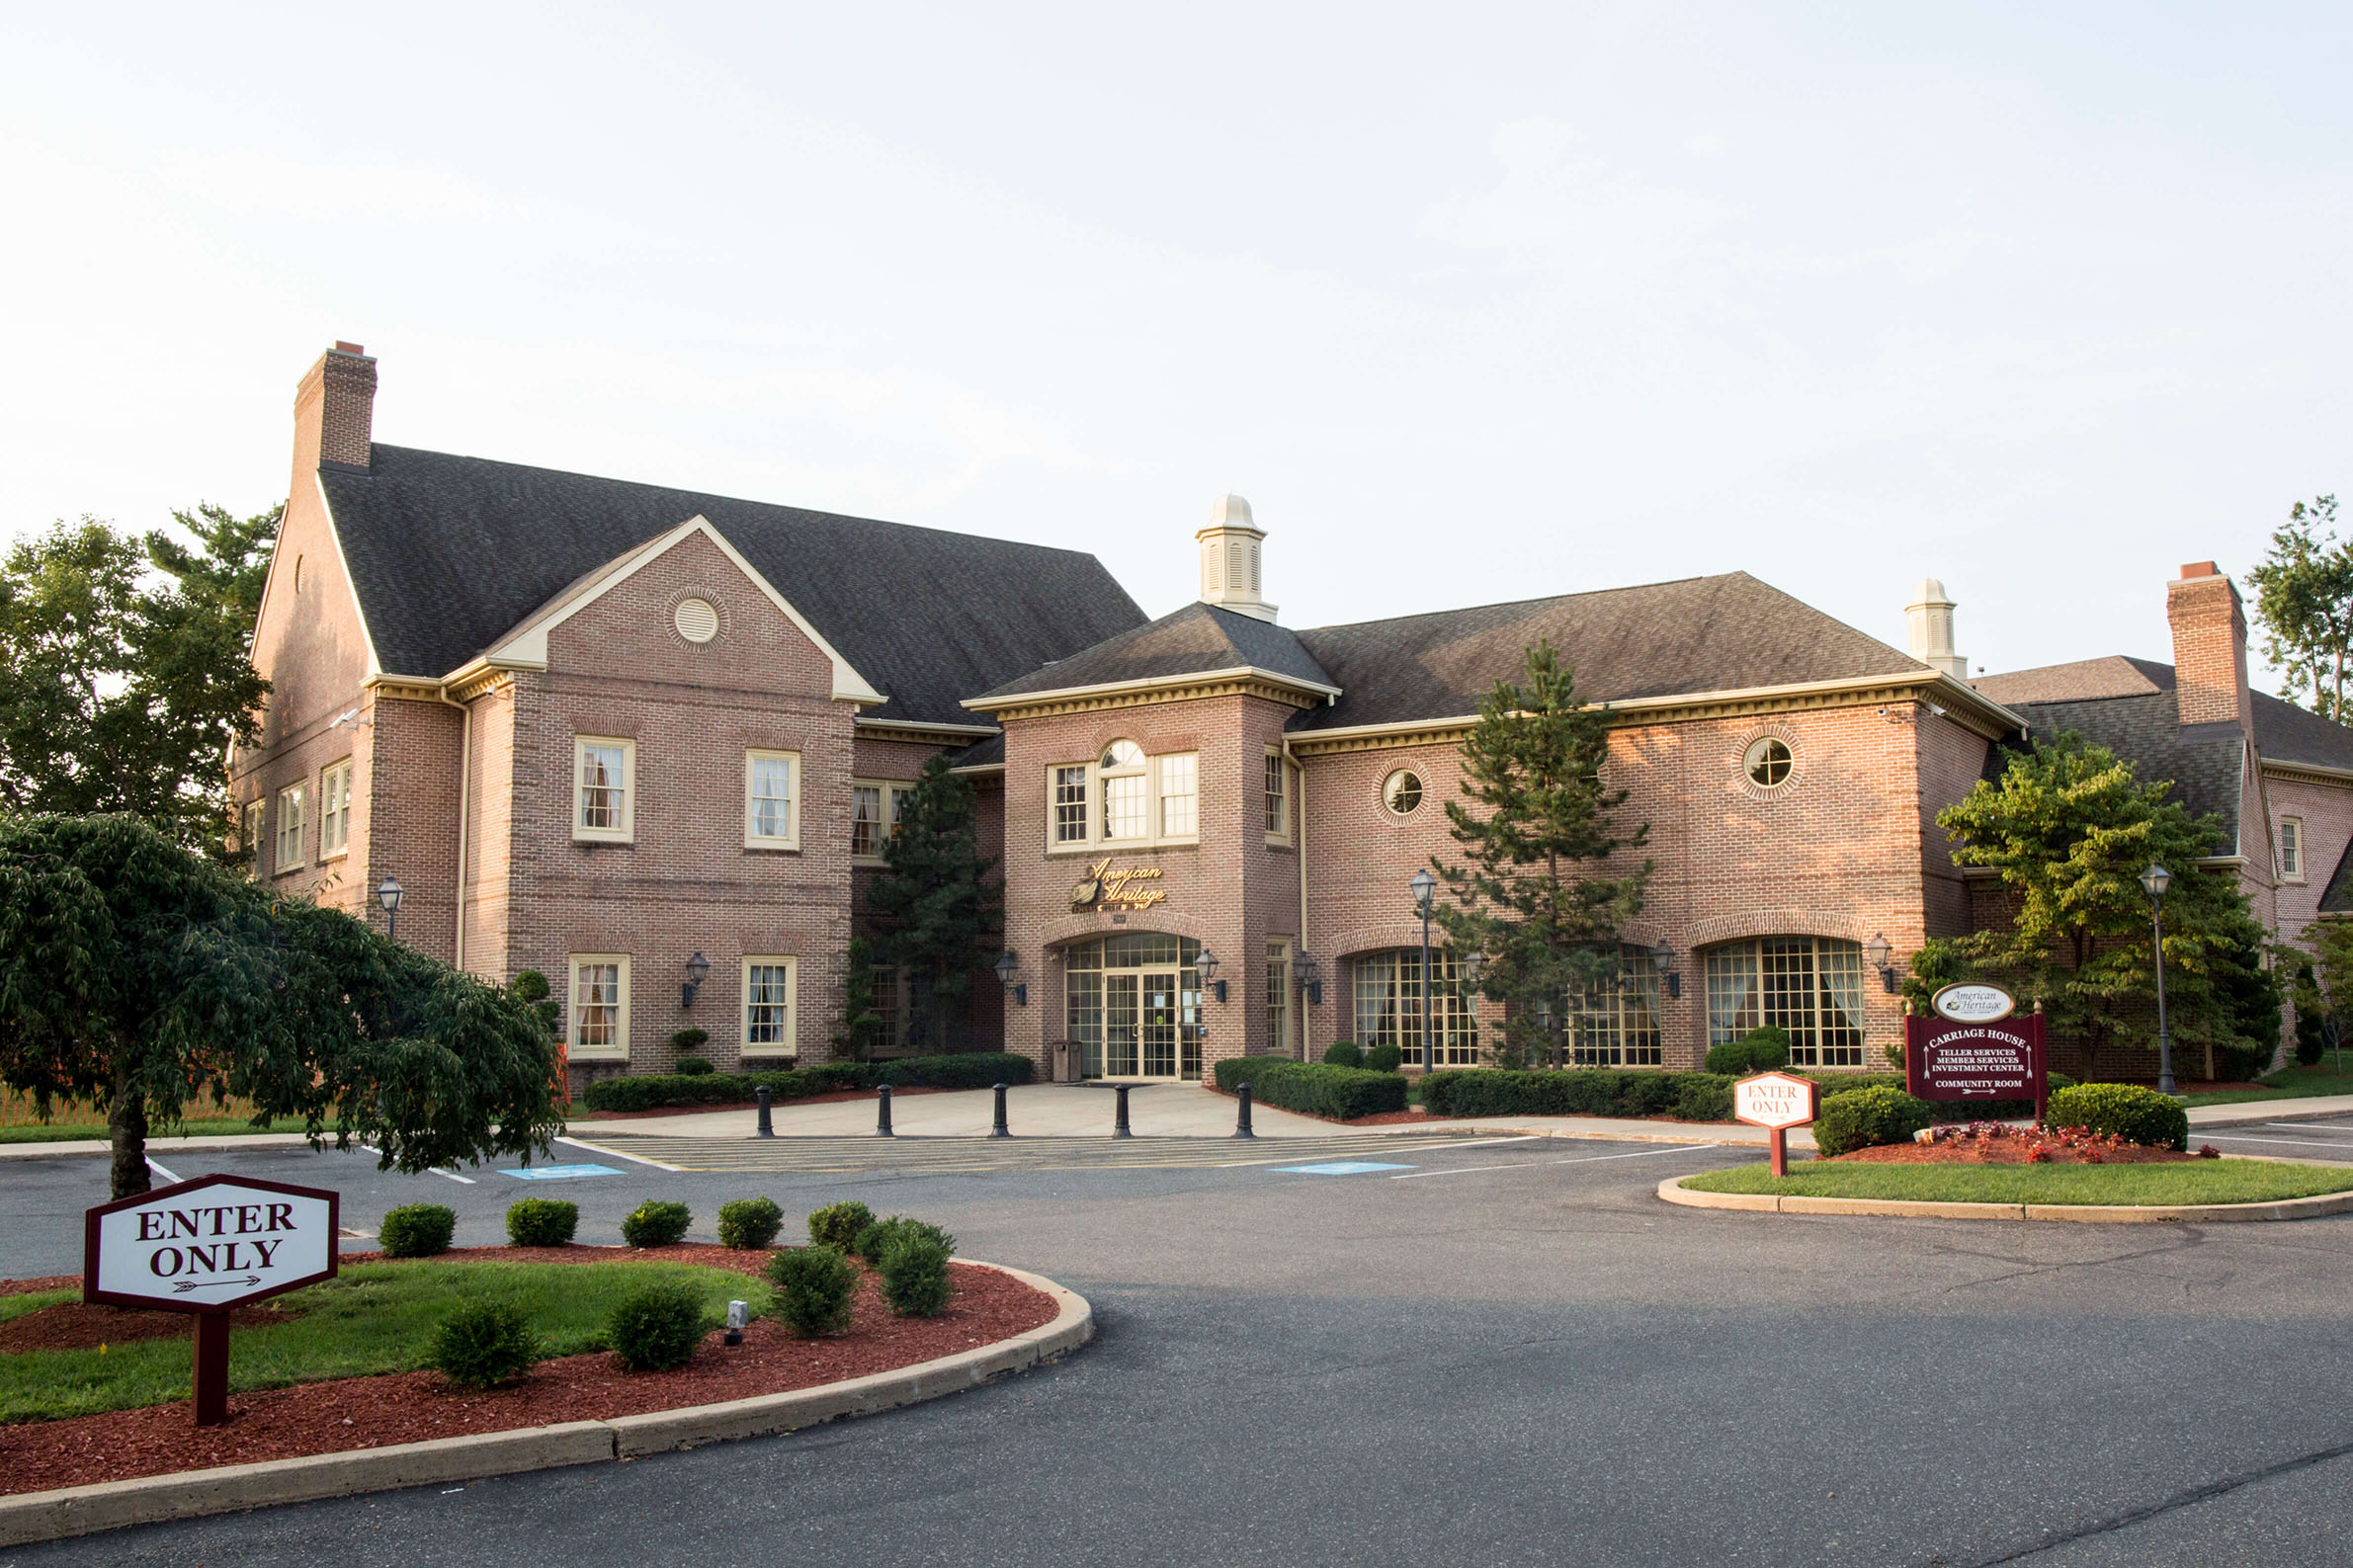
[1285,571,1929,732]
[1975,654,2353,780]
[971,601,1338,704]
[319,445,1147,725]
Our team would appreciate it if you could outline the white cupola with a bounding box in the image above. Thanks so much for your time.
[1905,577,1968,680]
[1197,494,1277,622]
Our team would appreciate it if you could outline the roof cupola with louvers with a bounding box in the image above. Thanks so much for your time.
[1197,494,1277,622]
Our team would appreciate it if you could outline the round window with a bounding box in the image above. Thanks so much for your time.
[1383,770,1424,815]
[673,598,719,644]
[1744,737,1793,788]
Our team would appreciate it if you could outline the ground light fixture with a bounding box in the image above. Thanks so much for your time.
[2142,863,2177,1094]
[1866,933,1898,994]
[1197,948,1224,1003]
[681,951,711,1010]
[375,875,402,944]
[1409,867,1439,1071]
[994,950,1027,1006]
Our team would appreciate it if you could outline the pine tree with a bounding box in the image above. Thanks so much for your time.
[866,756,1001,1052]
[1430,641,1651,1067]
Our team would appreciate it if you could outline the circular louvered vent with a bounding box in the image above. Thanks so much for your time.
[674,598,719,644]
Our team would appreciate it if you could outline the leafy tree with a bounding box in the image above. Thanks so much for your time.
[1902,733,2264,1079]
[0,506,278,856]
[2247,495,2353,722]
[0,814,564,1197]
[866,756,1000,1052]
[1429,641,1651,1068]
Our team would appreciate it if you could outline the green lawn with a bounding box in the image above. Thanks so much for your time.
[0,1117,300,1145]
[1682,1158,2353,1207]
[0,1259,771,1423]
[2178,1065,2353,1109]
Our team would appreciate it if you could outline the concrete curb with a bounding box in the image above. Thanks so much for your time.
[1655,1174,2353,1223]
[0,1261,1090,1548]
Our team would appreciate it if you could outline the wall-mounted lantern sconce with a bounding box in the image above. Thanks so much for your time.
[681,950,711,1009]
[1650,941,1682,1000]
[993,950,1027,1006]
[375,875,403,944]
[1296,953,1321,1007]
[1865,933,1898,995]
[1197,948,1225,1003]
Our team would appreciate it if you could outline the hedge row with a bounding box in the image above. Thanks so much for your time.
[1419,1068,2079,1124]
[580,1052,1035,1113]
[1211,1056,1408,1120]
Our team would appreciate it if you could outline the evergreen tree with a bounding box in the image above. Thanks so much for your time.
[1430,641,1651,1067]
[834,936,886,1060]
[0,814,564,1197]
[866,756,1000,1052]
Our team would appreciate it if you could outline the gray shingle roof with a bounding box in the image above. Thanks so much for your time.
[2319,838,2353,914]
[973,602,1336,701]
[2251,691,2353,773]
[1975,655,2353,777]
[1978,686,2242,855]
[320,446,1147,726]
[1284,572,1926,732]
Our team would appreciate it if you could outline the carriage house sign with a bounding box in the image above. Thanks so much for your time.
[1906,983,2049,1122]
[84,1173,339,1426]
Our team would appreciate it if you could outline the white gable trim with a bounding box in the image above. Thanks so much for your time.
[475,516,885,704]
[253,471,387,680]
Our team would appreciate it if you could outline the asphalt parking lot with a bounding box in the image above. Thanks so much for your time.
[8,1133,2353,1567]
[2193,1117,2353,1164]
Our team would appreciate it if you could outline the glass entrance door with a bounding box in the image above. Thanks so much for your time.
[1140,970,1180,1078]
[1105,974,1139,1076]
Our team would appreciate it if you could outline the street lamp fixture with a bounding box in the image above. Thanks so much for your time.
[1196,948,1225,1003]
[1409,868,1439,1072]
[1296,953,1321,1007]
[993,950,1027,1007]
[681,950,711,1010]
[2141,864,2177,1095]
[1650,941,1682,1000]
[1866,932,1899,995]
[375,875,402,944]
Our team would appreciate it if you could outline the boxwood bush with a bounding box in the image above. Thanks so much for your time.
[1704,1028,1791,1076]
[606,1282,708,1370]
[2044,1083,2190,1151]
[1362,1043,1405,1074]
[879,1234,954,1317]
[621,1200,693,1248]
[717,1197,784,1250]
[807,1200,875,1251]
[1211,1056,1408,1119]
[1417,1067,2076,1124]
[1812,1086,1933,1158]
[379,1203,457,1258]
[505,1198,578,1249]
[580,1052,1037,1113]
[426,1300,538,1388]
[767,1245,858,1337]
[852,1216,957,1267]
[1321,1040,1364,1067]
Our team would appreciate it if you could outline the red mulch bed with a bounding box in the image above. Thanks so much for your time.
[1837,1124,2212,1166]
[1,1299,302,1354]
[0,1245,1055,1496]
[573,1086,955,1120]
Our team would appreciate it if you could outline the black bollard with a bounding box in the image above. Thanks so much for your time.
[877,1082,894,1137]
[756,1085,774,1138]
[1234,1082,1256,1139]
[991,1081,1012,1138]
[1113,1082,1133,1138]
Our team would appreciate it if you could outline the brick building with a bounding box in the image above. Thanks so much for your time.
[237,344,2346,1090]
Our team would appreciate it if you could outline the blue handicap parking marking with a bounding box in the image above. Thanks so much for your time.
[499,1163,621,1181]
[1269,1161,1415,1176]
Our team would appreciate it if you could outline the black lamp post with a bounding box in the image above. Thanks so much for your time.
[993,950,1027,1006]
[2142,863,2176,1095]
[1410,867,1438,1071]
[680,951,711,1010]
[375,875,402,944]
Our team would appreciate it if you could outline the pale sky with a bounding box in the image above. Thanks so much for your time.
[3,3,2346,690]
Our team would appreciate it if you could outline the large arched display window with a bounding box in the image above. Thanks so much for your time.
[1703,937,1868,1067]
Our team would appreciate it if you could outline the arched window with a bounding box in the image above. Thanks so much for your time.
[1704,937,1867,1067]
[1353,949,1479,1067]
[1569,947,1664,1067]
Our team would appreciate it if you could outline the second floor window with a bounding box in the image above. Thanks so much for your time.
[853,782,915,860]
[319,759,352,858]
[2282,816,2305,880]
[745,750,798,849]
[1264,753,1289,838]
[575,737,634,840]
[1102,740,1148,839]
[1053,766,1090,843]
[275,784,306,871]
[1051,740,1200,850]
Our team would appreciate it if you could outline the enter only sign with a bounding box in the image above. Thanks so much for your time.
[1733,1071,1820,1177]
[85,1174,337,1312]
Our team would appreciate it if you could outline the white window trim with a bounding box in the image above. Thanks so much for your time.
[566,953,630,1060]
[241,800,265,871]
[852,780,918,865]
[1264,749,1293,845]
[1045,749,1203,854]
[573,736,636,843]
[2282,816,2307,884]
[743,748,802,851]
[274,784,306,872]
[740,954,800,1058]
[318,758,353,860]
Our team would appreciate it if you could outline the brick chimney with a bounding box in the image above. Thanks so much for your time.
[292,342,377,481]
[2166,561,2250,730]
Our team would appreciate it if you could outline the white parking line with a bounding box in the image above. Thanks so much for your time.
[2265,1122,2353,1134]
[2198,1133,2353,1153]
[144,1157,183,1186]
[1389,1143,1720,1179]
[355,1142,478,1182]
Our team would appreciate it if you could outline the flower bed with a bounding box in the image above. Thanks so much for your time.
[1679,1154,2353,1206]
[1838,1122,2214,1167]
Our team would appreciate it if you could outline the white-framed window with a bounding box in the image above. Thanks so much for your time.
[1266,939,1292,1057]
[318,759,353,859]
[574,737,635,842]
[871,959,901,1052]
[1264,752,1291,841]
[2281,816,2306,882]
[852,781,916,862]
[1705,937,1867,1068]
[567,954,630,1058]
[1744,737,1794,788]
[1049,740,1200,851]
[241,799,265,872]
[742,956,799,1057]
[274,784,306,872]
[744,749,800,850]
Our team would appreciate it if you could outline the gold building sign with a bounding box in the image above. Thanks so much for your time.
[1070,860,1167,912]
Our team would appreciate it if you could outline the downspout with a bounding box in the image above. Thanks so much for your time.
[432,685,470,972]
[1287,734,1306,1058]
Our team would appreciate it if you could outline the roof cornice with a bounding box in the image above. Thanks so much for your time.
[2260,758,2353,788]
[964,665,1340,722]
[855,716,1000,743]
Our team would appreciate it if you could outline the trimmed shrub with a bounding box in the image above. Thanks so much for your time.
[879,1234,954,1317]
[717,1197,784,1250]
[579,1053,1036,1114]
[1421,1068,1723,1120]
[505,1198,578,1249]
[807,1199,876,1251]
[1704,1028,1791,1077]
[2044,1083,2190,1151]
[1812,1087,1933,1159]
[606,1282,708,1370]
[767,1245,858,1337]
[1362,1043,1404,1074]
[426,1300,538,1388]
[620,1200,693,1248]
[1674,1075,1735,1122]
[853,1216,957,1267]
[1321,1040,1364,1067]
[379,1203,457,1258]
[674,1057,715,1076]
[1210,1057,1408,1119]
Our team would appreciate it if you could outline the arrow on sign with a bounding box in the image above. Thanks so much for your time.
[171,1276,261,1293]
